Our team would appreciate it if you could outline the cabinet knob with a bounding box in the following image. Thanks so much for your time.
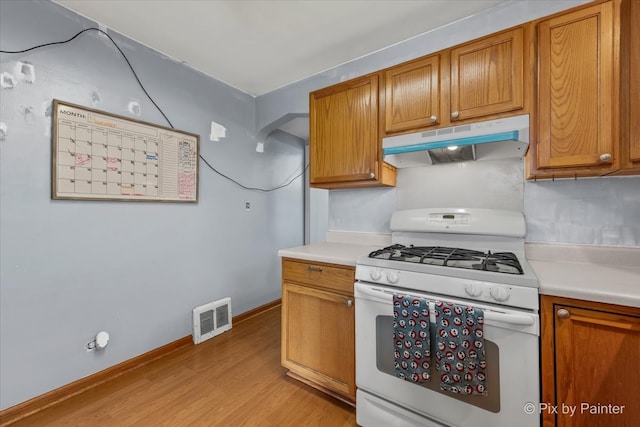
[557,308,570,319]
[368,172,375,179]
[599,153,612,162]
[451,111,459,119]
[307,266,323,273]
[429,115,437,123]
[346,299,353,307]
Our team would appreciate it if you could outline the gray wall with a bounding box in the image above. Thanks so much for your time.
[2,0,636,412]
[257,0,640,247]
[326,164,640,247]
[0,0,303,410]
[255,0,591,132]
[524,177,640,246]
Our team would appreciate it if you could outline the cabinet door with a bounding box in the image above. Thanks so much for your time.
[384,55,440,133]
[281,282,355,400]
[449,27,524,122]
[630,0,640,164]
[537,2,616,169]
[549,301,640,427]
[310,74,378,185]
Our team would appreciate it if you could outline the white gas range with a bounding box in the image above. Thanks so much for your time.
[354,208,540,427]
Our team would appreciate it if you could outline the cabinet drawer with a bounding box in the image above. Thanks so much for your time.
[282,259,355,295]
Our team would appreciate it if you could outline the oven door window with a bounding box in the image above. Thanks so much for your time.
[376,315,501,413]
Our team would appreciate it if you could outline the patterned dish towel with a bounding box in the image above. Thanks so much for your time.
[434,301,487,396]
[393,294,431,384]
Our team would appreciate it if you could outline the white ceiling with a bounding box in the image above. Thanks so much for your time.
[55,0,505,97]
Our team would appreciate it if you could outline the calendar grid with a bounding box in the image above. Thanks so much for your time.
[52,100,198,202]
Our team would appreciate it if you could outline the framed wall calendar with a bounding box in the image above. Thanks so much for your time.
[52,99,199,202]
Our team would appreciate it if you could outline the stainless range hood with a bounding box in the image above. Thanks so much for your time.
[382,114,529,168]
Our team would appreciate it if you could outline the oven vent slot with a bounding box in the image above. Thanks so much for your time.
[192,297,232,344]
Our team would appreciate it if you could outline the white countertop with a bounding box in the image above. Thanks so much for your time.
[278,242,381,266]
[278,231,391,266]
[278,234,640,308]
[527,243,640,308]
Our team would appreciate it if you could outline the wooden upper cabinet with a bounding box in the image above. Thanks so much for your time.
[631,140,640,164]
[606,0,639,176]
[536,1,618,171]
[449,27,524,122]
[628,0,640,165]
[310,74,396,189]
[383,55,440,133]
[380,26,527,136]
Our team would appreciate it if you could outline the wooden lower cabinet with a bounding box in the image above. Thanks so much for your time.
[541,295,640,427]
[281,258,356,403]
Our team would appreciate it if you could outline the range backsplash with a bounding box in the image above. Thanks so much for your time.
[328,160,640,247]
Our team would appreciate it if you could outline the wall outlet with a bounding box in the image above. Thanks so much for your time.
[245,201,250,210]
[85,340,96,351]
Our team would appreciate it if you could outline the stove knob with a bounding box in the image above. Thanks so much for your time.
[370,269,382,281]
[490,285,511,302]
[386,271,399,284]
[465,282,484,297]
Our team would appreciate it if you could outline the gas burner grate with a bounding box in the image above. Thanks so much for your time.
[368,244,524,275]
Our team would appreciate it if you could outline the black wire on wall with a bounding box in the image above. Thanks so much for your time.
[1,27,307,192]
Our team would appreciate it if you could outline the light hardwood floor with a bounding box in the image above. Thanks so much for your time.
[10,306,357,426]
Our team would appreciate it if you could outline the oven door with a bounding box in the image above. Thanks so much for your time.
[355,281,540,427]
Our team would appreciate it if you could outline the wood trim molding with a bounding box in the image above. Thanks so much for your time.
[0,299,282,426]
[233,299,281,324]
[0,336,192,426]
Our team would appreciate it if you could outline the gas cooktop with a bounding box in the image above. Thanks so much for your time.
[368,244,524,275]
[356,208,539,289]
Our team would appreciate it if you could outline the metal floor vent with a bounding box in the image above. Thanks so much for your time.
[192,297,232,344]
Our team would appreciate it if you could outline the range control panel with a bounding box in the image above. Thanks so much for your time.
[428,212,471,225]
[355,264,539,311]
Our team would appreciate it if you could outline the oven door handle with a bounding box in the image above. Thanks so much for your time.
[483,311,534,326]
[355,284,395,303]
[355,284,535,326]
